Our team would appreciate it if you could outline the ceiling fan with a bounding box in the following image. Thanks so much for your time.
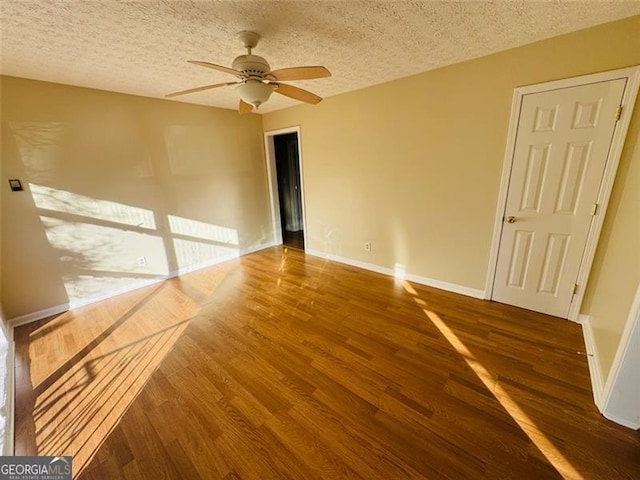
[166,31,331,114]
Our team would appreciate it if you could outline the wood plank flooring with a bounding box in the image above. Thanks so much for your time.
[282,229,305,251]
[14,247,640,479]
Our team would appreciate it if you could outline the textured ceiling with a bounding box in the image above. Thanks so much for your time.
[1,1,639,113]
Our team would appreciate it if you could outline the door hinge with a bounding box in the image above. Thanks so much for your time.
[615,105,623,121]
[572,283,578,295]
[591,203,598,216]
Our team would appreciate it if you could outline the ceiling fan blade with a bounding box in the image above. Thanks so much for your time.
[188,60,242,76]
[165,82,239,98]
[266,66,331,81]
[274,83,323,104]
[239,99,253,114]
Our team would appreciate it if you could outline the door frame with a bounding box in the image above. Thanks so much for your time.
[263,126,308,248]
[484,66,640,321]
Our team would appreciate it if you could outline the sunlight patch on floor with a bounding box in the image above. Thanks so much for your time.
[28,282,200,476]
[402,281,583,480]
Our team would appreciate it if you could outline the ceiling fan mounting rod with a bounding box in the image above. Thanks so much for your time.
[238,30,260,50]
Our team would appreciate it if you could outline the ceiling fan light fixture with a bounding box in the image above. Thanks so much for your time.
[235,80,274,109]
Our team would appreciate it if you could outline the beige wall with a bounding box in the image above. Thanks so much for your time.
[581,109,639,380]
[1,76,272,319]
[0,76,6,332]
[263,16,640,378]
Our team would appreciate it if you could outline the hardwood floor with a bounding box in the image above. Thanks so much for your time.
[282,229,304,251]
[14,247,640,479]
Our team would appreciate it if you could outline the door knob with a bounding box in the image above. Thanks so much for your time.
[506,216,517,224]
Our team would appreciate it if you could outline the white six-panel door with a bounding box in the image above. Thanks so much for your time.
[492,79,626,318]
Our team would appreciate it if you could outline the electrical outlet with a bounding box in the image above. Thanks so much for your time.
[364,242,371,252]
[137,256,147,266]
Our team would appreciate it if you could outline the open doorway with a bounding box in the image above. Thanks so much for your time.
[264,127,307,251]
[274,133,304,250]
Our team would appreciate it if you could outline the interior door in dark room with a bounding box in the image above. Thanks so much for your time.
[274,132,304,250]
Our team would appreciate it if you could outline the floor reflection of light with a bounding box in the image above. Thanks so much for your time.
[402,281,583,480]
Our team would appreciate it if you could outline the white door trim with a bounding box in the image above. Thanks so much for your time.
[485,66,640,321]
[263,126,308,248]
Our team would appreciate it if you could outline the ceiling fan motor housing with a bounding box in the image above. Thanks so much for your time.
[232,54,270,77]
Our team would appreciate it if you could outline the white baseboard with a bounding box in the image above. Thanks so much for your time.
[404,272,485,299]
[579,314,604,408]
[8,241,277,327]
[10,304,71,328]
[242,240,278,255]
[602,412,640,430]
[66,278,168,316]
[171,241,276,277]
[306,249,485,299]
[306,249,390,275]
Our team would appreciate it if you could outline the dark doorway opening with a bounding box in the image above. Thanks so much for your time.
[274,132,304,251]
